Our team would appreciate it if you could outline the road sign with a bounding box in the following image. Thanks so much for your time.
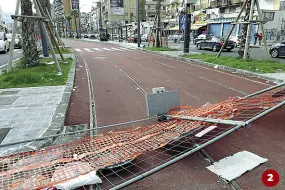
[179,15,185,31]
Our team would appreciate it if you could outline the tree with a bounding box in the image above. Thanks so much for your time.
[66,14,72,37]
[155,0,162,47]
[71,10,79,38]
[21,0,40,67]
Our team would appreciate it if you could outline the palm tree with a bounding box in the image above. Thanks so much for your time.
[21,0,40,67]
[66,14,72,37]
[71,10,79,38]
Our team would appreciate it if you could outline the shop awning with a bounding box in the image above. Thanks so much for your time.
[169,26,179,31]
[191,24,207,30]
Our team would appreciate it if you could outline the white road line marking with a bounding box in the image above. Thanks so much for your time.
[143,51,270,86]
[103,48,114,51]
[74,48,82,52]
[92,48,100,51]
[120,47,134,51]
[83,48,94,52]
[118,47,129,50]
[111,47,123,51]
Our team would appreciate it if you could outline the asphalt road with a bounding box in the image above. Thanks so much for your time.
[63,39,285,190]
[143,41,285,63]
[0,49,22,67]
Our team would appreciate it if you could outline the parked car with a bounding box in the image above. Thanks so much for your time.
[269,42,285,58]
[140,34,148,42]
[229,35,242,47]
[194,34,212,45]
[196,36,235,52]
[168,34,183,43]
[89,34,96,39]
[0,32,10,53]
[6,33,22,49]
[127,35,138,43]
[83,34,89,38]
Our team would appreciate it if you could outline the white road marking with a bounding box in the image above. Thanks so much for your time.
[83,48,94,52]
[103,48,114,51]
[143,51,271,86]
[74,48,82,52]
[111,47,124,51]
[119,47,134,51]
[92,48,100,51]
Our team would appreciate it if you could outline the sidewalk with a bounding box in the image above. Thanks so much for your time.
[0,86,65,155]
[0,54,76,156]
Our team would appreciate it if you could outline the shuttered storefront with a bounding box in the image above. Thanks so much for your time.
[209,23,222,37]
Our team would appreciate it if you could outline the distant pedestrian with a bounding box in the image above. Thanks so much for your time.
[254,32,258,45]
[258,33,263,45]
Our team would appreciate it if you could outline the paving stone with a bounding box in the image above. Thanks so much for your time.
[0,58,75,155]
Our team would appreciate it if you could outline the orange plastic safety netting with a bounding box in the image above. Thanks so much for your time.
[0,86,284,189]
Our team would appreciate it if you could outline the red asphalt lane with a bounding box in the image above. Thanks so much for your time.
[63,39,284,190]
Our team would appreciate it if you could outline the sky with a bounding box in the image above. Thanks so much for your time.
[0,0,95,23]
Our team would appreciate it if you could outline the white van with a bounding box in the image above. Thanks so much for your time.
[0,32,10,53]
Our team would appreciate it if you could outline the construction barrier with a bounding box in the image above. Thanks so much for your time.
[0,85,284,189]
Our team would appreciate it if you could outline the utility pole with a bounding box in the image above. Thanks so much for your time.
[137,0,141,47]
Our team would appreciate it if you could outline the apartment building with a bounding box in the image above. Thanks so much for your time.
[52,0,66,36]
[0,5,3,24]
[192,0,281,40]
[51,0,81,36]
[97,0,146,36]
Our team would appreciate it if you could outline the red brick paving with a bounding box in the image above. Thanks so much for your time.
[65,52,90,126]
[63,39,284,190]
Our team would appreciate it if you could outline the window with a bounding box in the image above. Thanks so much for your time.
[148,6,150,9]
[229,6,236,13]
[281,1,285,10]
[130,12,134,17]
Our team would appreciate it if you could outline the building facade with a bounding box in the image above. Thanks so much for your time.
[0,5,3,24]
[51,0,81,36]
[191,0,282,42]
[52,0,66,36]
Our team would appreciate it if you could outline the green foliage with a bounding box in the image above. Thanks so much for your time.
[0,58,72,89]
[49,48,73,54]
[145,47,177,51]
[182,54,285,73]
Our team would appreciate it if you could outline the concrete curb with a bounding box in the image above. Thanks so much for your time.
[30,53,76,150]
[9,53,77,153]
[142,49,284,84]
[0,57,21,74]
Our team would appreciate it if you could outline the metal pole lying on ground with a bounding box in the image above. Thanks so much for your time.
[33,0,62,75]
[7,0,21,72]
[255,0,270,60]
[217,0,247,58]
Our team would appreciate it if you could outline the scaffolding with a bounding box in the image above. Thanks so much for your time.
[0,83,284,189]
